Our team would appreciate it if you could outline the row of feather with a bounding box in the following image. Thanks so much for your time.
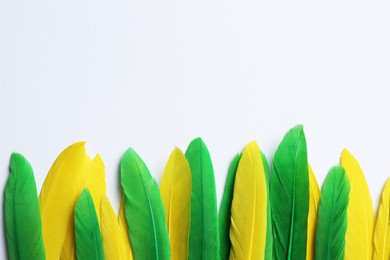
[3,124,389,260]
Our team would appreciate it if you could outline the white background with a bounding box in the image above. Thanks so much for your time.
[1,0,390,258]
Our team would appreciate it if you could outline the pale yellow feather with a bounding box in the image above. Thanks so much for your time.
[306,164,320,260]
[340,149,374,260]
[373,178,390,260]
[39,142,91,260]
[160,147,192,260]
[101,196,127,260]
[229,141,267,259]
[118,194,134,260]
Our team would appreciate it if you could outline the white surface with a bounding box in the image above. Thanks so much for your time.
[1,0,390,257]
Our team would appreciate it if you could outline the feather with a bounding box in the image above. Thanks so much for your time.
[74,189,104,260]
[85,154,107,224]
[61,153,106,259]
[118,194,134,260]
[315,166,350,260]
[185,137,219,260]
[340,149,374,260]
[101,196,127,260]
[160,147,192,260]
[120,147,170,260]
[218,153,241,260]
[373,178,390,260]
[39,142,91,259]
[270,125,309,260]
[4,153,46,260]
[229,141,271,259]
[306,164,320,260]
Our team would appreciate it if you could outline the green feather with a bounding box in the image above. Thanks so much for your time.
[185,137,219,260]
[218,153,241,260]
[74,189,104,260]
[261,152,273,259]
[315,166,349,260]
[120,147,170,260]
[4,153,46,260]
[270,125,309,260]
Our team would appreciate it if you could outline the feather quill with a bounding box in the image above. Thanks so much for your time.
[39,142,91,260]
[340,149,374,260]
[74,189,104,260]
[315,166,349,260]
[229,141,271,259]
[120,147,170,260]
[101,196,127,260]
[373,178,390,260]
[218,153,241,260]
[185,137,219,260]
[4,153,46,260]
[270,125,309,260]
[160,148,192,260]
[306,164,320,260]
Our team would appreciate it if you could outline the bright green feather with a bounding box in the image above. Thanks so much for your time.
[218,153,241,260]
[185,137,219,260]
[120,148,170,260]
[4,153,46,260]
[74,189,104,260]
[261,152,273,259]
[270,125,309,260]
[315,166,349,260]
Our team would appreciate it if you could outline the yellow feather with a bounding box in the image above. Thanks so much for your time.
[118,194,134,260]
[39,142,91,260]
[84,154,107,224]
[373,178,390,260]
[229,141,267,259]
[61,153,107,259]
[160,148,192,260]
[101,196,127,260]
[340,149,374,260]
[306,164,320,260]
[61,225,77,260]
